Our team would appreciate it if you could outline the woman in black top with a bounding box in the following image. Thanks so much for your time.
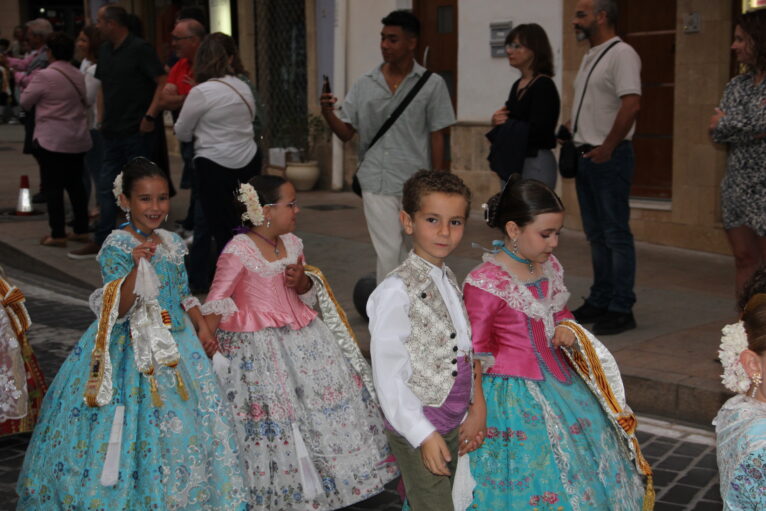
[491,23,560,188]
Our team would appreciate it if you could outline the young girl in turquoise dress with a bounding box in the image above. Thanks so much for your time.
[201,175,397,510]
[463,177,651,510]
[16,157,248,510]
[714,268,766,509]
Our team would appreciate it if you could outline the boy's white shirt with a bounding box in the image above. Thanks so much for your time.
[367,257,472,448]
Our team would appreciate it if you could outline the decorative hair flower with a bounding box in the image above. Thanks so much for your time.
[237,182,264,226]
[112,172,127,211]
[719,321,751,393]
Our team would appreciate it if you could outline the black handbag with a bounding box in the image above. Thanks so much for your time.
[351,70,433,196]
[559,40,620,179]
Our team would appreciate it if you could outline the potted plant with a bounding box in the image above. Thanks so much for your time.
[285,113,330,191]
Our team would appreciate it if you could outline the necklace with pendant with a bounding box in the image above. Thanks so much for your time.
[252,231,280,256]
[500,245,535,275]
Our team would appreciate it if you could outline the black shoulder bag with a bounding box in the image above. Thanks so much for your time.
[352,70,433,196]
[559,40,620,179]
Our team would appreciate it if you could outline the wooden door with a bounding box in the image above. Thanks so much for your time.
[412,0,458,110]
[616,0,676,199]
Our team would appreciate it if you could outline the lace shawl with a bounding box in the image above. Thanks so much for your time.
[464,253,570,342]
[0,304,27,421]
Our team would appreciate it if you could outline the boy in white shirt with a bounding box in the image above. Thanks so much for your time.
[368,170,486,510]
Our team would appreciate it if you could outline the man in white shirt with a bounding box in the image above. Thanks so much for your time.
[568,0,641,335]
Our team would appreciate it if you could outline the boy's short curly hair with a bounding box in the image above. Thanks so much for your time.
[401,170,472,217]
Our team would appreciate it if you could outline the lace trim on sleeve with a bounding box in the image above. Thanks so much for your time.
[298,285,317,308]
[200,298,239,319]
[181,296,201,311]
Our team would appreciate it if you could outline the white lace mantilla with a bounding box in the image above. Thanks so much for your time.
[0,304,27,421]
[714,394,766,496]
[200,298,239,319]
[98,229,188,265]
[222,233,303,277]
[464,253,570,342]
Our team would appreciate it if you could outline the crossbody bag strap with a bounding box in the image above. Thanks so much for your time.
[50,66,87,107]
[365,69,433,153]
[210,78,254,119]
[573,40,620,134]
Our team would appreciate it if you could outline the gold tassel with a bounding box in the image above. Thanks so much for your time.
[174,367,189,401]
[643,474,655,511]
[148,372,163,407]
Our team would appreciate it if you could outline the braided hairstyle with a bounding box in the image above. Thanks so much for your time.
[485,175,564,234]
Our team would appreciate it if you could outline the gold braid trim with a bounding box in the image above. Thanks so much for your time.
[0,279,31,338]
[84,278,123,407]
[559,320,655,510]
[304,265,360,348]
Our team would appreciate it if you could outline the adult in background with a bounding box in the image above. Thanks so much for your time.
[159,18,211,292]
[68,4,166,259]
[488,23,559,188]
[75,25,104,220]
[20,32,91,248]
[1,18,53,204]
[568,0,641,335]
[174,33,259,255]
[320,9,455,283]
[710,10,766,296]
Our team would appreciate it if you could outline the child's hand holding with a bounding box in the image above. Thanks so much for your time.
[458,402,487,455]
[552,324,576,348]
[285,256,312,294]
[420,431,452,476]
[197,326,220,358]
[131,240,157,266]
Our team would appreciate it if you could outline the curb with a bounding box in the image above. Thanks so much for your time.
[0,239,93,291]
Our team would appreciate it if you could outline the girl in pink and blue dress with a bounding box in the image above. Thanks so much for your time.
[463,177,647,509]
[202,175,397,511]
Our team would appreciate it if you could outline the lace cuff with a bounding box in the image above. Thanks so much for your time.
[89,286,133,324]
[181,296,201,311]
[298,284,317,308]
[200,298,239,319]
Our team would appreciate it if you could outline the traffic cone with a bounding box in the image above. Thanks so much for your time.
[16,175,33,216]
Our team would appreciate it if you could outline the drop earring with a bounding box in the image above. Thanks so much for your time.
[512,239,520,253]
[164,214,168,223]
[752,372,762,398]
[266,218,271,229]
[126,210,131,224]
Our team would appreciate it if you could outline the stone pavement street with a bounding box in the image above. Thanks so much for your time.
[0,267,724,510]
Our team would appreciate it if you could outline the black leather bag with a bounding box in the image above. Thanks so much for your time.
[558,140,578,179]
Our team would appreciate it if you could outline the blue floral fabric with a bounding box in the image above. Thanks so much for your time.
[16,230,248,510]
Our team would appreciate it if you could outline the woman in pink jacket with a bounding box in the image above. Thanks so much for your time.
[20,32,91,247]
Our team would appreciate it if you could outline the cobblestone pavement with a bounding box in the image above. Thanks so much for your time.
[0,268,724,510]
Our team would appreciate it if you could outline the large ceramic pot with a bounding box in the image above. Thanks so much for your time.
[285,161,320,191]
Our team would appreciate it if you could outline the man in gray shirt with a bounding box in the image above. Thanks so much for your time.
[321,10,455,282]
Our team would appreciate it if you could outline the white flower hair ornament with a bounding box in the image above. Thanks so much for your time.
[112,172,128,212]
[719,321,751,393]
[237,182,264,226]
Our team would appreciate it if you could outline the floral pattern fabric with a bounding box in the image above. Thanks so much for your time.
[16,229,248,510]
[467,277,644,510]
[217,323,398,510]
[714,394,766,510]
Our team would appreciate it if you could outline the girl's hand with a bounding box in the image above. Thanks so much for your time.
[458,412,486,455]
[131,240,157,266]
[420,431,452,476]
[709,107,725,131]
[197,327,219,358]
[491,106,509,126]
[552,325,576,348]
[285,256,312,294]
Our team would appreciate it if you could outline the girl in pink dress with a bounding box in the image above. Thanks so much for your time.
[202,175,396,511]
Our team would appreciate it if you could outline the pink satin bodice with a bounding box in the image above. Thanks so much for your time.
[205,233,317,332]
[463,257,574,383]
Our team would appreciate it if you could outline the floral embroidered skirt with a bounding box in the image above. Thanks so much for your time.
[470,372,645,510]
[216,319,398,511]
[16,318,249,510]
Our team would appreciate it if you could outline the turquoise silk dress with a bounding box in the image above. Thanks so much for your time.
[16,229,248,510]
[463,255,645,510]
[714,394,766,510]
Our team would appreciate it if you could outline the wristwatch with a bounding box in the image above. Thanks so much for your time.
[144,114,155,122]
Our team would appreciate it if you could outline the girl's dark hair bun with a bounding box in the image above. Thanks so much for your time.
[486,176,564,234]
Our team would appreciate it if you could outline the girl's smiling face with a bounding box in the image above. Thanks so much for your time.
[507,212,564,264]
[120,176,170,234]
[263,182,299,235]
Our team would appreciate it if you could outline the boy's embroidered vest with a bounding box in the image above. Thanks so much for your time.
[390,253,473,407]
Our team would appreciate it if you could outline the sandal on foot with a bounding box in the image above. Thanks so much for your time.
[40,235,67,248]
